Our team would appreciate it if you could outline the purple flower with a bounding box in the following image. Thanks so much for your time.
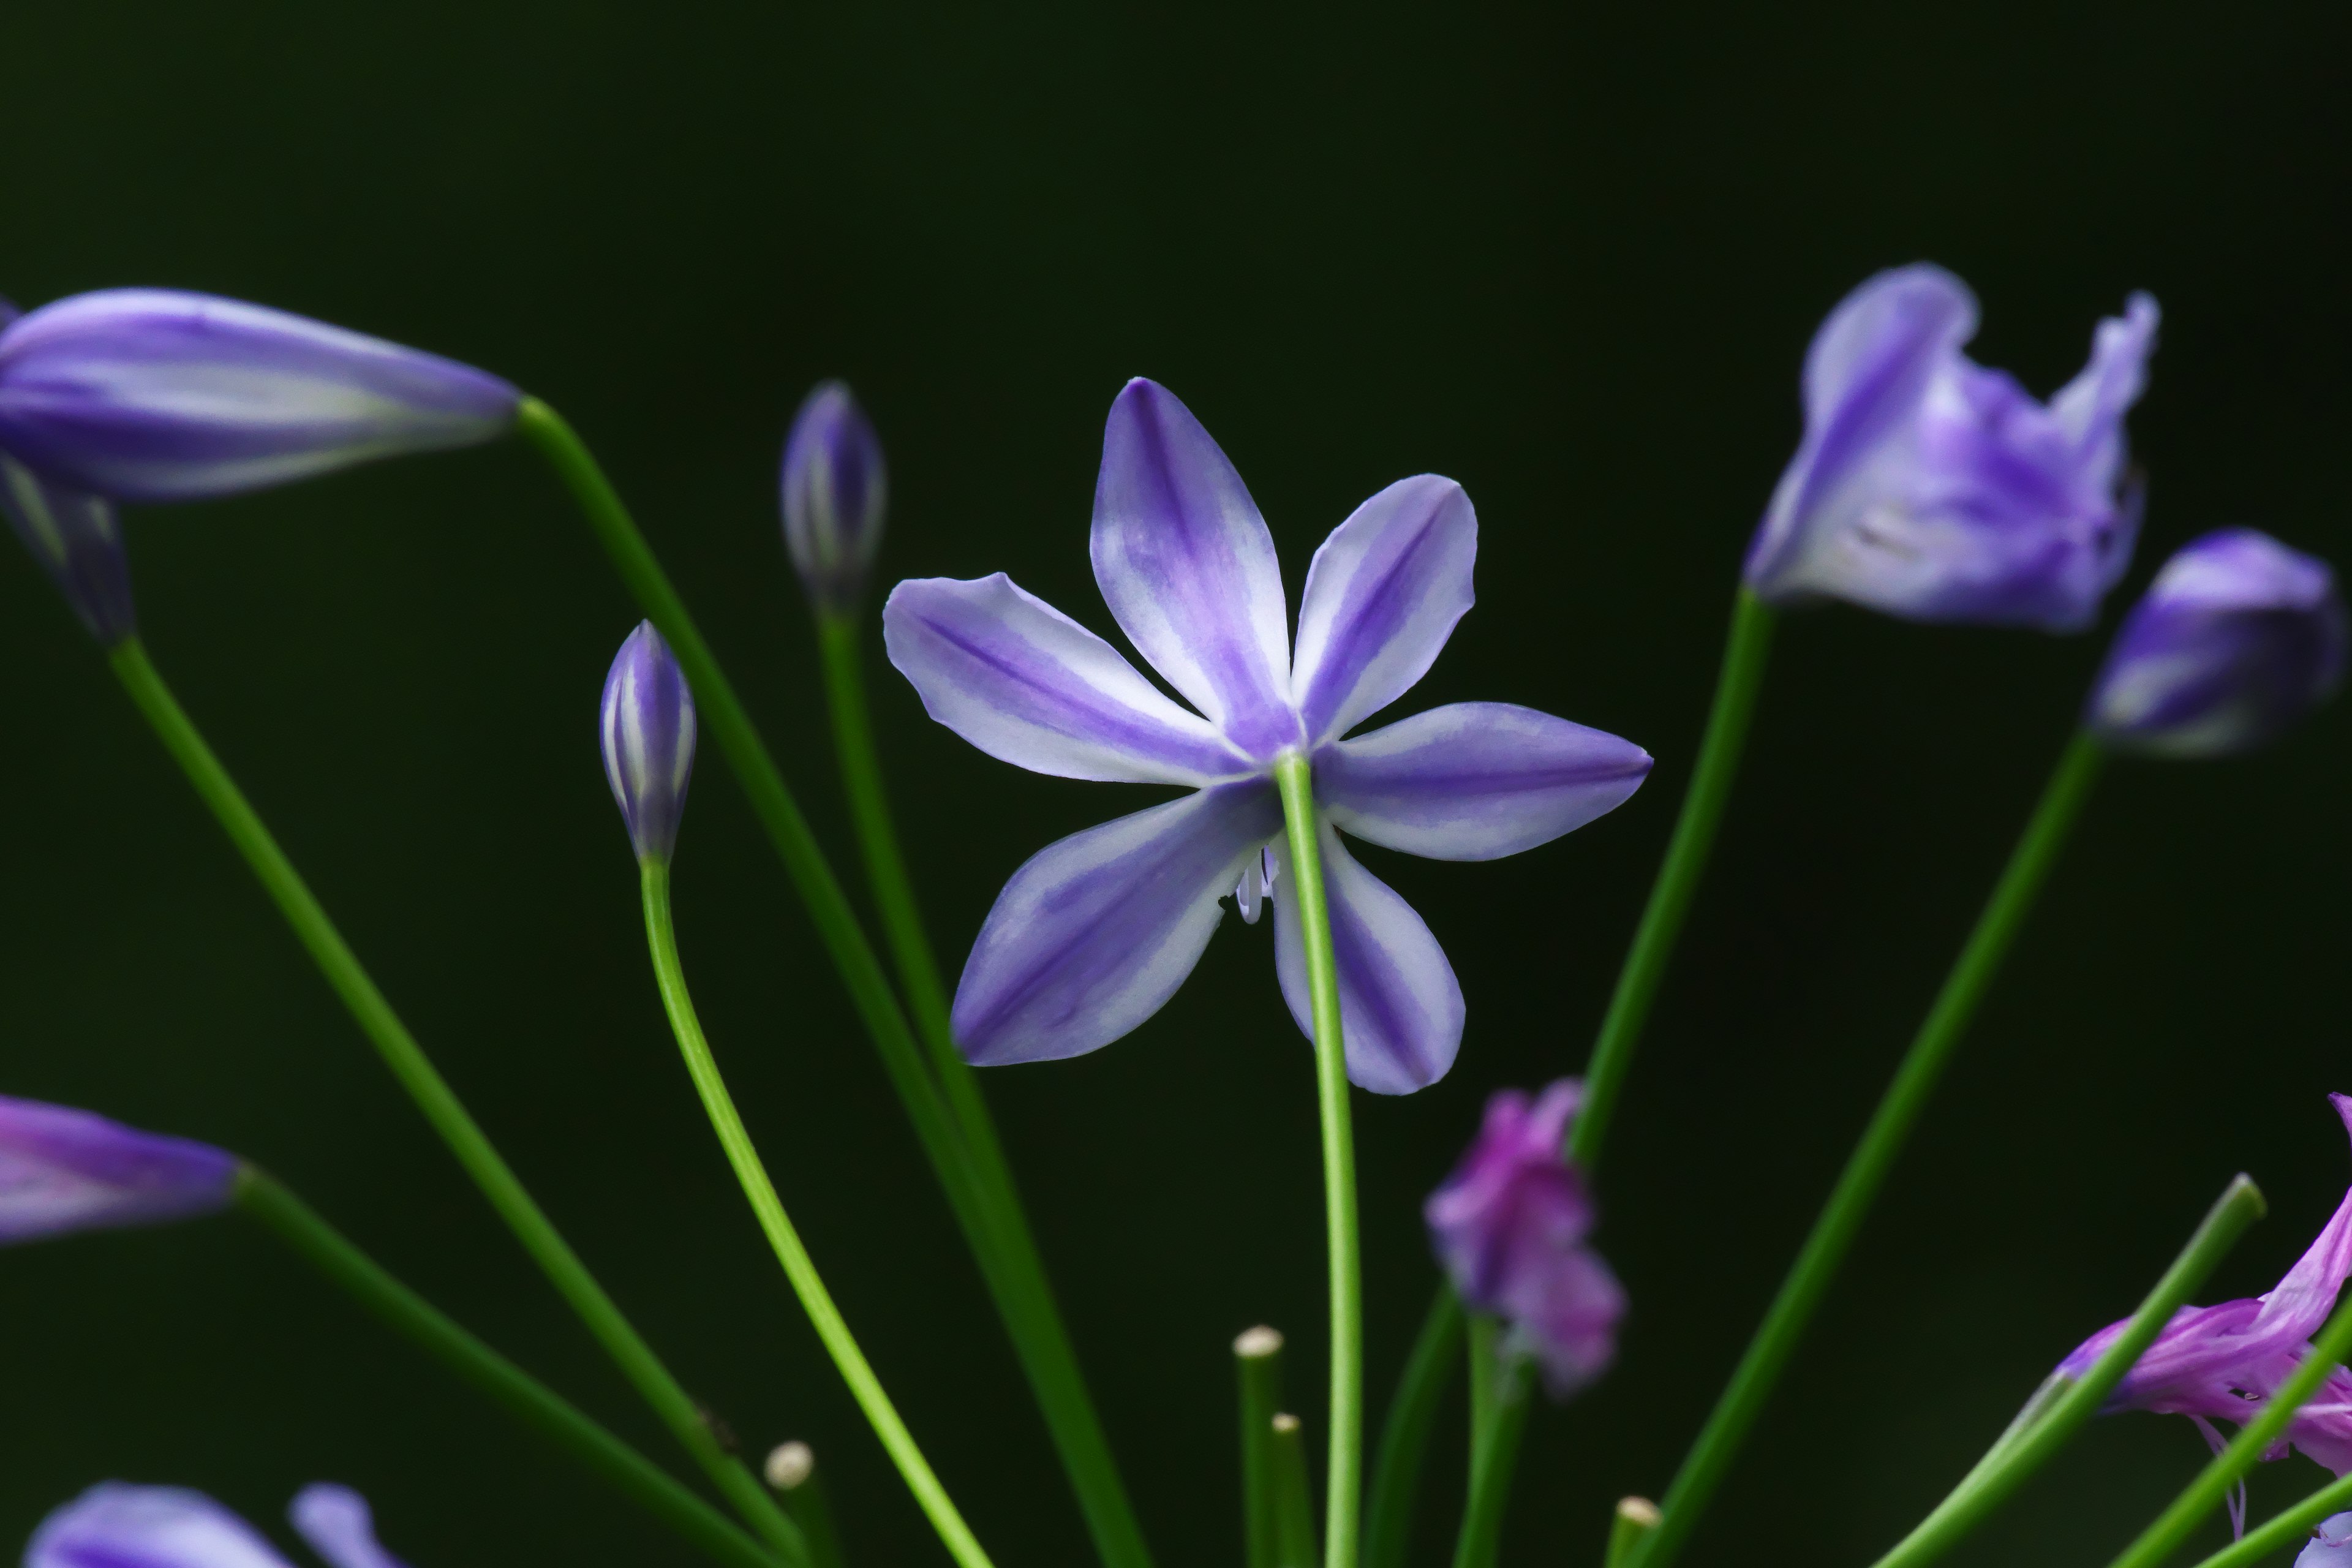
[1425,1079,1623,1396]
[781,380,888,611]
[2086,529,2346,757]
[30,1483,407,1568]
[1743,265,2159,631]
[600,620,698,862]
[0,1094,238,1244]
[0,289,518,503]
[2301,1513,2352,1564]
[884,379,1651,1094]
[2056,1094,2352,1493]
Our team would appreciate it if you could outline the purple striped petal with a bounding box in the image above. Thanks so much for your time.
[0,289,518,502]
[954,781,1283,1064]
[288,1488,407,1568]
[1,449,137,644]
[600,622,698,862]
[885,575,1253,784]
[1272,818,1464,1094]
[0,1095,238,1245]
[1291,475,1477,745]
[1090,380,1300,760]
[1318,703,1651,861]
[29,1487,294,1568]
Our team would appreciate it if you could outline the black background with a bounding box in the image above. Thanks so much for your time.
[5,5,2349,1566]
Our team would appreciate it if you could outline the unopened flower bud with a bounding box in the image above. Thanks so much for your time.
[600,621,698,862]
[0,1094,238,1244]
[1,450,135,644]
[0,288,519,503]
[780,380,886,612]
[2086,529,2346,757]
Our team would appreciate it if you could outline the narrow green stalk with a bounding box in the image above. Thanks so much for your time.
[1634,733,2107,1568]
[1573,588,1776,1171]
[2109,1286,2352,1568]
[1273,753,1365,1568]
[1363,1290,1464,1568]
[766,1446,847,1568]
[107,637,799,1559]
[1606,1501,1660,1568]
[2186,1469,2352,1568]
[812,608,1152,1568]
[1872,1176,2266,1568]
[1272,1415,1321,1568]
[1238,1327,1289,1568]
[235,1168,794,1568]
[521,402,1150,1568]
[1450,1360,1531,1568]
[1464,1316,1499,1483]
[640,860,993,1568]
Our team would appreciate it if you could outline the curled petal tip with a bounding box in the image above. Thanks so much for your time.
[600,621,698,862]
[781,380,887,611]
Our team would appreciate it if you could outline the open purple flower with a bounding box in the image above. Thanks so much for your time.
[30,1483,407,1568]
[1743,265,2158,631]
[0,1094,238,1244]
[2057,1094,2352,1499]
[600,621,698,864]
[1425,1079,1623,1396]
[884,379,1651,1093]
[2086,529,2346,757]
[781,380,888,612]
[2301,1514,2352,1564]
[0,289,518,503]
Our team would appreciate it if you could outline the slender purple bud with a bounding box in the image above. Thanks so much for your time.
[0,289,519,503]
[2086,529,2346,757]
[27,1483,402,1568]
[780,380,887,612]
[1,449,137,644]
[1425,1079,1624,1398]
[0,1095,237,1245]
[600,621,698,862]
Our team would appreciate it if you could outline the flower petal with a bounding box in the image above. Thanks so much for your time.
[1272,819,1465,1094]
[0,1095,239,1245]
[1318,703,1650,861]
[288,1488,407,1568]
[1090,380,1299,759]
[29,1486,295,1568]
[1290,475,1477,744]
[886,575,1253,784]
[954,781,1282,1064]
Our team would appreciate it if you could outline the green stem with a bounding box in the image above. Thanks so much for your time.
[1450,1359,1531,1568]
[521,402,1149,1568]
[640,859,993,1568]
[108,637,800,1559]
[2185,1469,2352,1568]
[1572,588,1776,1171]
[235,1168,794,1568]
[1605,1500,1660,1568]
[2109,1285,2352,1568]
[1273,753,1363,1568]
[1634,733,2106,1568]
[772,1452,848,1568]
[1238,1327,1289,1568]
[1272,1415,1321,1568]
[1363,1290,1464,1568]
[1871,1175,2266,1568]
[812,609,1152,1568]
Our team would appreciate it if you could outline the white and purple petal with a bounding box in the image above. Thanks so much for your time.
[952,782,1283,1065]
[0,1095,239,1245]
[288,1487,409,1568]
[1290,475,1477,744]
[885,574,1251,784]
[1272,820,1464,1094]
[29,1486,295,1568]
[1318,703,1651,862]
[1090,379,1300,760]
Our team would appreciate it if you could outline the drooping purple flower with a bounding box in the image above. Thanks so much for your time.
[884,380,1651,1094]
[0,1094,238,1245]
[0,289,518,503]
[600,620,698,863]
[2086,529,2346,757]
[1743,265,2159,631]
[2056,1094,2352,1492]
[29,1483,407,1568]
[780,380,888,612]
[1,448,137,644]
[1425,1079,1623,1396]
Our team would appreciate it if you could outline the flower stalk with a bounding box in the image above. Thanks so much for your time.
[1273,750,1364,1568]
[1362,1291,1464,1568]
[1270,1414,1320,1568]
[1237,1327,1289,1568]
[2183,1471,2352,1568]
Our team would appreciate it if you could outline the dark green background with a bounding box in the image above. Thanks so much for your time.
[5,4,2348,1565]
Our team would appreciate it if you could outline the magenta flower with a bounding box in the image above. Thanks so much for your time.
[30,1483,407,1568]
[1743,265,2158,631]
[1425,1079,1623,1395]
[0,1094,238,1245]
[884,379,1651,1094]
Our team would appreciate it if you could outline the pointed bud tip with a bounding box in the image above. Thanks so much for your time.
[764,1441,815,1491]
[780,379,886,611]
[1234,1325,1284,1359]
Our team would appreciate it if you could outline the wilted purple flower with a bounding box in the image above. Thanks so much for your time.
[1743,265,2158,631]
[600,620,698,863]
[30,1483,407,1568]
[2056,1094,2352,1497]
[2086,529,2346,757]
[781,380,888,612]
[0,1094,237,1244]
[0,289,518,503]
[1426,1079,1623,1396]
[884,379,1651,1094]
